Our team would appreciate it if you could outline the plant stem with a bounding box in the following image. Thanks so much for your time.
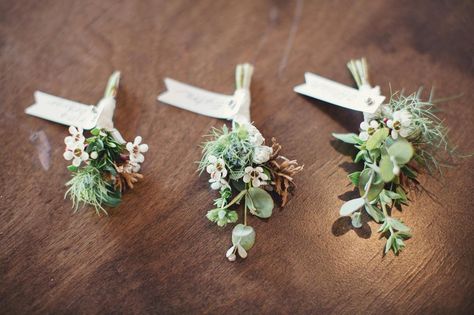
[244,201,247,226]
[221,190,247,210]
[362,170,375,199]
[381,201,388,217]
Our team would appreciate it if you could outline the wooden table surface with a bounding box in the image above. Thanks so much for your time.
[1,0,473,314]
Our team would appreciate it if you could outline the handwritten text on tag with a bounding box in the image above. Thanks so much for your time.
[25,91,102,129]
[294,72,385,114]
[158,78,240,119]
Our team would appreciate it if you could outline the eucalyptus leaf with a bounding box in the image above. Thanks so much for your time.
[340,197,365,216]
[232,224,255,251]
[245,193,256,212]
[380,155,395,182]
[358,169,384,201]
[354,150,366,163]
[332,133,360,144]
[247,187,273,218]
[347,171,361,186]
[366,128,389,150]
[387,139,414,164]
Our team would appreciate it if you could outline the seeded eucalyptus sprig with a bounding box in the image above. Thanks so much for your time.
[333,58,457,255]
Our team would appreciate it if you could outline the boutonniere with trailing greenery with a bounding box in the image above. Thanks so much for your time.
[200,120,303,261]
[333,58,458,255]
[200,65,303,261]
[63,73,148,214]
[158,63,303,261]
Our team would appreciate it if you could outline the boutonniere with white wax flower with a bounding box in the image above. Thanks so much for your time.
[158,64,303,261]
[295,58,460,255]
[25,72,148,214]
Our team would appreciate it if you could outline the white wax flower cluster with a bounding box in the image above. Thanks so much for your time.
[125,136,149,172]
[63,126,148,173]
[63,126,90,167]
[359,109,413,141]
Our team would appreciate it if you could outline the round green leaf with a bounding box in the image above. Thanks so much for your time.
[358,169,384,201]
[387,140,414,165]
[340,198,365,216]
[366,128,389,150]
[232,224,255,251]
[247,187,274,218]
[380,155,395,182]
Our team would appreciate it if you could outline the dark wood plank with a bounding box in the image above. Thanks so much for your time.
[1,0,473,313]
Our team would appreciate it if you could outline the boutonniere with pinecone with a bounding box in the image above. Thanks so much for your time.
[158,63,303,261]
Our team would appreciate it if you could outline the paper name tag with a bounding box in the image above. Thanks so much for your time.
[25,91,102,129]
[294,72,385,113]
[158,78,240,119]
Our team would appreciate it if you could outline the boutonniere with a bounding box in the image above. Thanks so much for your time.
[159,64,303,261]
[26,72,148,214]
[295,58,459,255]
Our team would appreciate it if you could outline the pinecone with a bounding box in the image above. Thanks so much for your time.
[267,138,303,206]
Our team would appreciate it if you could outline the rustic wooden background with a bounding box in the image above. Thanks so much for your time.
[1,0,473,314]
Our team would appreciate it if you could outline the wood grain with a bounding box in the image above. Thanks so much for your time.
[1,0,473,313]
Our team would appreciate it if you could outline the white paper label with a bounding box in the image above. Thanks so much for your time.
[25,91,102,129]
[294,72,385,114]
[158,78,241,119]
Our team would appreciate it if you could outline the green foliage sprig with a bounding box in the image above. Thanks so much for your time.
[200,121,303,261]
[333,58,458,255]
